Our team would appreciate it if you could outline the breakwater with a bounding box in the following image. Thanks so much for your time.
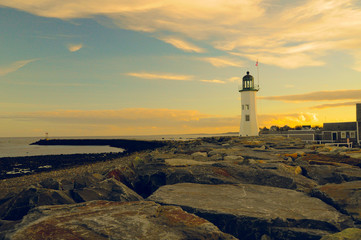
[0,139,166,179]
[32,139,166,153]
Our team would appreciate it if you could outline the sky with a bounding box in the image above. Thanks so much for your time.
[1,0,361,137]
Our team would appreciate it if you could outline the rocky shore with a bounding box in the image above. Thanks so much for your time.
[1,135,361,239]
[0,139,166,180]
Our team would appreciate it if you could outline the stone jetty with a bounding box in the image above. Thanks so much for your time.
[1,135,361,239]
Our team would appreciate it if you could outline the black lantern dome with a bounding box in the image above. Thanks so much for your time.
[239,71,259,92]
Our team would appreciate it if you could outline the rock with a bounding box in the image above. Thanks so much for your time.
[5,201,236,240]
[59,179,74,191]
[191,151,208,160]
[73,174,99,189]
[224,155,244,161]
[320,228,361,240]
[130,161,299,197]
[72,178,143,202]
[0,187,75,221]
[165,158,215,166]
[148,183,354,240]
[39,178,60,190]
[311,181,361,223]
[303,165,361,185]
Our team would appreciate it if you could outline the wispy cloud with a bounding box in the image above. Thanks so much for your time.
[67,43,83,52]
[201,79,226,84]
[259,89,361,102]
[2,0,361,69]
[158,36,205,53]
[126,72,193,81]
[0,59,37,77]
[228,77,241,82]
[199,57,244,67]
[2,108,240,135]
[311,101,361,109]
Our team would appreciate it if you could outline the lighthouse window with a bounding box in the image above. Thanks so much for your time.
[246,104,249,110]
[242,105,244,110]
[245,115,250,121]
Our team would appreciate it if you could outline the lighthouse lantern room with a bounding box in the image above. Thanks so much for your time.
[239,71,259,136]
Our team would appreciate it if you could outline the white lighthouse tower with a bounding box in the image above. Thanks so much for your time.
[239,71,259,136]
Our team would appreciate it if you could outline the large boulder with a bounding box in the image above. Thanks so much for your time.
[71,178,143,202]
[303,165,361,185]
[130,161,299,197]
[0,177,143,221]
[311,181,361,224]
[5,201,236,240]
[0,187,75,221]
[148,183,354,240]
[320,228,361,240]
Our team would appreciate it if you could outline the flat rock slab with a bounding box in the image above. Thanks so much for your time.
[5,200,236,240]
[312,181,361,224]
[148,183,354,240]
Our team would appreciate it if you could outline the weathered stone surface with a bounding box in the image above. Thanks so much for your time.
[320,228,361,240]
[39,178,60,190]
[303,165,361,185]
[131,161,299,197]
[0,187,75,221]
[165,158,216,166]
[72,178,143,202]
[311,181,361,223]
[5,201,236,240]
[148,183,354,240]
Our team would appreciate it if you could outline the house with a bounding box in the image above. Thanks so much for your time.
[260,103,361,146]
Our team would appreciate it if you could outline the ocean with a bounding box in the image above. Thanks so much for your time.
[0,133,238,158]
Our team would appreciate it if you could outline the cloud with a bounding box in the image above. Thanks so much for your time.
[200,79,226,84]
[259,112,320,127]
[67,43,83,52]
[158,36,205,53]
[0,59,37,76]
[126,72,193,81]
[2,0,361,69]
[311,101,361,109]
[6,108,210,122]
[1,108,240,135]
[228,77,241,82]
[199,57,244,67]
[259,89,361,102]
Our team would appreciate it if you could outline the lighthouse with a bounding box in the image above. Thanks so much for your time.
[239,71,259,136]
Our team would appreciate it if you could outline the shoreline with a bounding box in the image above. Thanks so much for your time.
[0,139,167,180]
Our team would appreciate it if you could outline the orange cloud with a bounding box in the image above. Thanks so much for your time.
[199,57,244,67]
[1,108,240,136]
[200,79,226,84]
[4,1,361,69]
[259,112,320,128]
[158,36,205,53]
[67,43,83,52]
[259,89,361,102]
[311,101,361,109]
[126,72,193,81]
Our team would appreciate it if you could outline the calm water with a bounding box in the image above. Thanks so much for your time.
[0,133,238,158]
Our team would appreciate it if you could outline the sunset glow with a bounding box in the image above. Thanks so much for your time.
[1,0,361,137]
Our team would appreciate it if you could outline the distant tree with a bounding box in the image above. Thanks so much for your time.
[270,125,280,132]
[294,125,302,130]
[280,125,291,132]
[259,127,269,133]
